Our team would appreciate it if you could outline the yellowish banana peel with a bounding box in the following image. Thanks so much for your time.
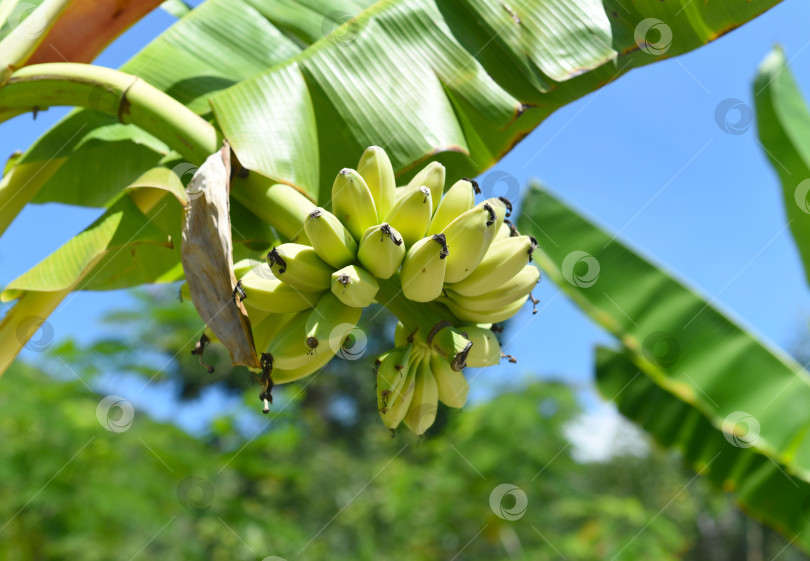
[180,142,260,369]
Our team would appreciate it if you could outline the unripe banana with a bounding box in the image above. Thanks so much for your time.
[357,223,406,279]
[331,265,379,308]
[304,291,363,359]
[251,312,296,353]
[445,265,540,311]
[400,234,448,302]
[405,161,445,209]
[376,344,413,416]
[384,185,432,247]
[332,168,378,242]
[403,357,439,435]
[380,345,423,429]
[459,325,501,367]
[430,352,469,408]
[394,321,418,347]
[239,264,324,312]
[357,145,396,220]
[478,197,508,231]
[448,236,538,297]
[441,203,499,283]
[443,293,529,324]
[267,243,333,292]
[266,310,314,370]
[428,321,472,370]
[494,218,520,241]
[427,178,479,235]
[304,207,358,269]
[233,258,263,279]
[272,346,340,384]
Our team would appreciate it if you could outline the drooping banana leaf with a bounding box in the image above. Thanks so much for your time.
[0,190,175,375]
[517,186,810,517]
[596,347,810,552]
[754,47,810,288]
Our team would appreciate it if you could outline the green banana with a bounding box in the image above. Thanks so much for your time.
[494,218,520,241]
[357,223,406,280]
[376,344,413,416]
[430,352,469,408]
[357,145,396,220]
[304,291,363,358]
[384,185,433,247]
[441,203,499,284]
[403,356,439,435]
[233,258,263,279]
[304,207,357,269]
[443,293,529,324]
[394,321,418,347]
[400,234,448,302]
[428,321,472,371]
[445,265,540,311]
[331,265,379,308]
[380,344,422,429]
[265,310,314,370]
[266,243,333,292]
[271,345,340,384]
[404,161,445,209]
[240,263,324,312]
[427,178,478,235]
[251,312,296,353]
[460,325,501,367]
[448,235,538,297]
[332,168,378,242]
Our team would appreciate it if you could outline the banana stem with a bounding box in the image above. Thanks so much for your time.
[0,0,73,88]
[0,63,219,162]
[230,173,315,244]
[375,274,447,334]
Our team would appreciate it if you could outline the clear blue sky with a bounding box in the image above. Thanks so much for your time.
[2,1,810,430]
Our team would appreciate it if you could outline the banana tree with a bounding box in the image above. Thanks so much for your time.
[2,0,807,549]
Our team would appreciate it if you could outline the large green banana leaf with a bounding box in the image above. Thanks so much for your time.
[518,186,810,547]
[596,347,810,551]
[755,47,810,287]
[5,0,780,221]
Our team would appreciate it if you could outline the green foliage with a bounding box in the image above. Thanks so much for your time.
[1,356,805,560]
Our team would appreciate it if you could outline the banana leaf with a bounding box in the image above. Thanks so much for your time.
[754,47,810,288]
[596,347,810,552]
[518,185,810,529]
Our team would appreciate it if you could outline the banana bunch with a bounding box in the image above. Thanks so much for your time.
[229,145,540,434]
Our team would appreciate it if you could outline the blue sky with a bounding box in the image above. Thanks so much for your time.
[2,1,810,433]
